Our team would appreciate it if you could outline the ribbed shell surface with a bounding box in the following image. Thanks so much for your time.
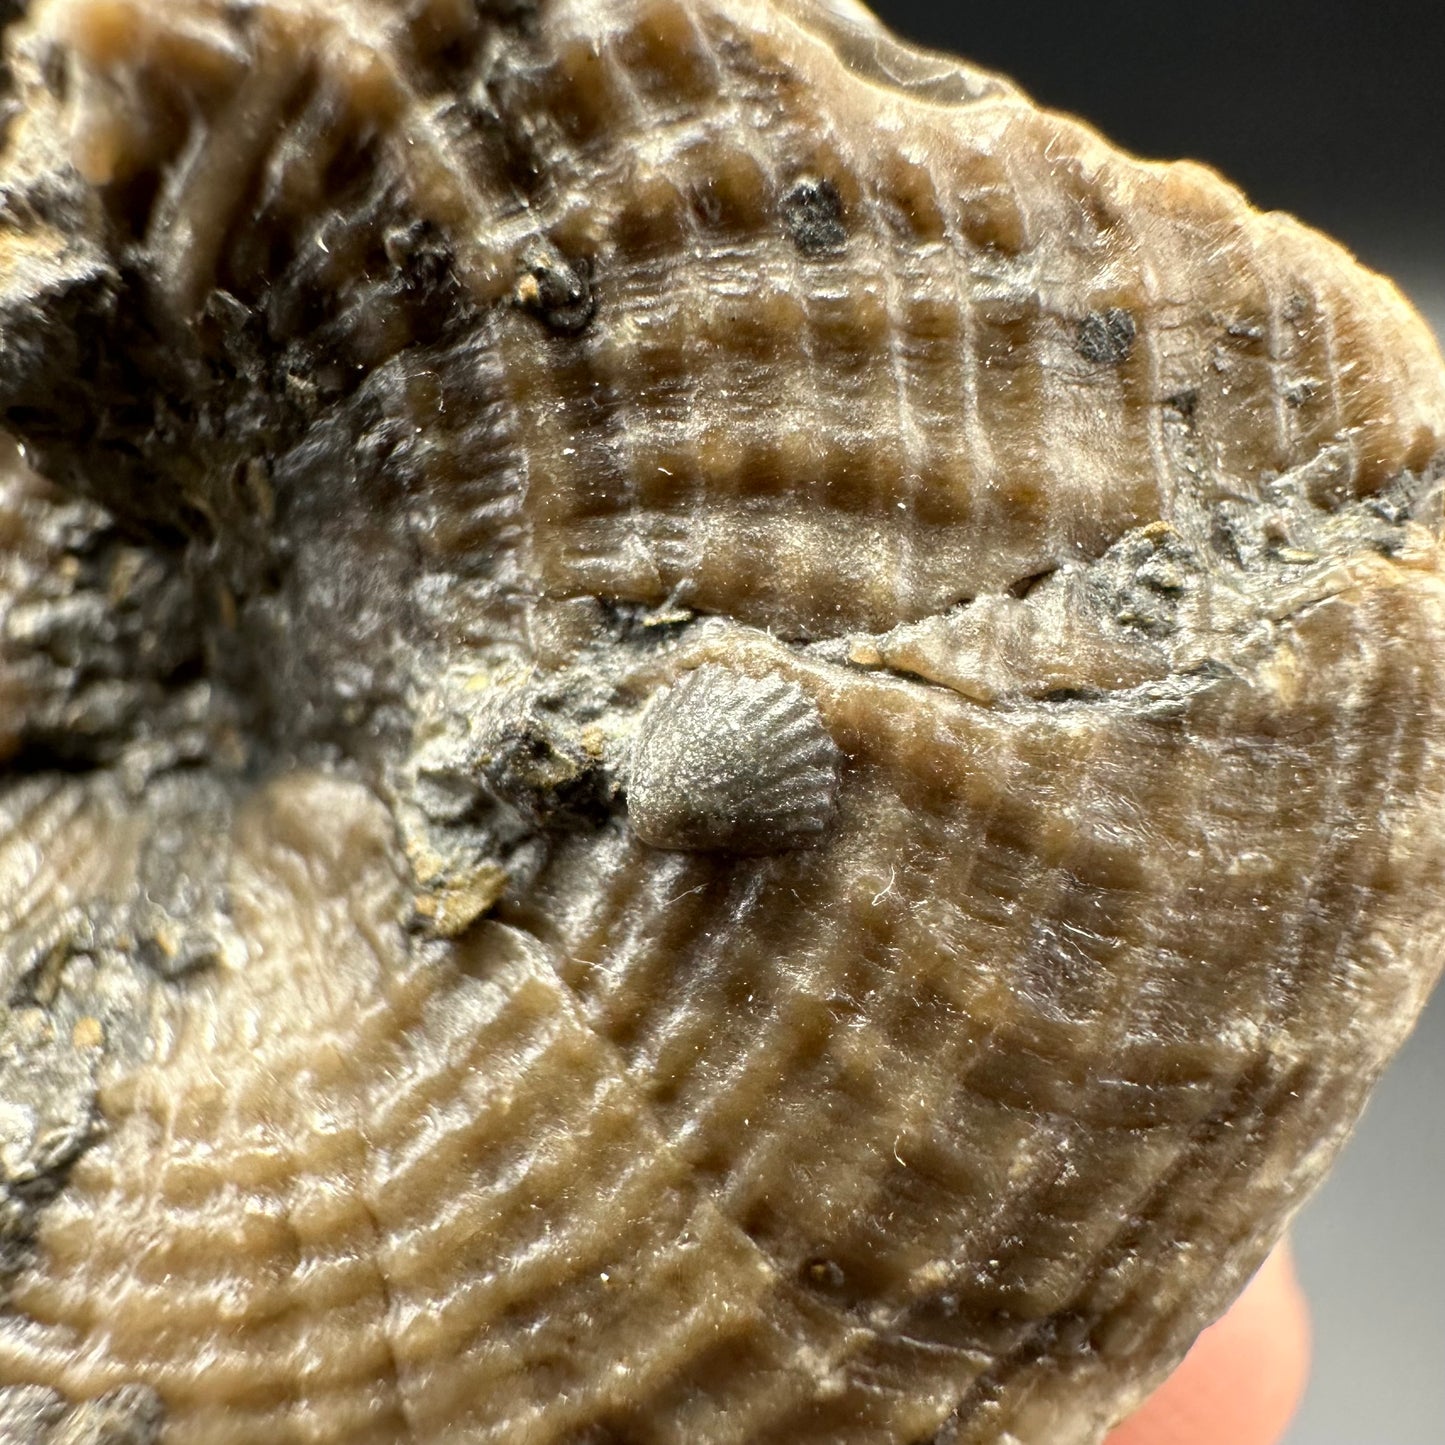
[0,0,1441,1443]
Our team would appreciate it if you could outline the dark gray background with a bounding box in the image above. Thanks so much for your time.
[869,0,1442,274]
[864,3,1445,1440]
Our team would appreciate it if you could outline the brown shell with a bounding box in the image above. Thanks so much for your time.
[0,0,1442,1442]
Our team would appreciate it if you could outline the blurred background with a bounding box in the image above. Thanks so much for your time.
[865,4,1444,1442]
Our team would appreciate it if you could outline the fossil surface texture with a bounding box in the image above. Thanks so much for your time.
[0,0,1442,1441]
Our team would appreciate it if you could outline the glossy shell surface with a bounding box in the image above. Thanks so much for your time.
[0,0,1443,1442]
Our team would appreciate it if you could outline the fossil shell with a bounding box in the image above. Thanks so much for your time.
[627,664,841,852]
[0,0,1442,1442]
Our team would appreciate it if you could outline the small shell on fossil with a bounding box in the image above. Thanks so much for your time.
[0,0,1442,1442]
[627,664,841,853]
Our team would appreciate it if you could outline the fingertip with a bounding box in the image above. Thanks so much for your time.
[1105,1243,1311,1445]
